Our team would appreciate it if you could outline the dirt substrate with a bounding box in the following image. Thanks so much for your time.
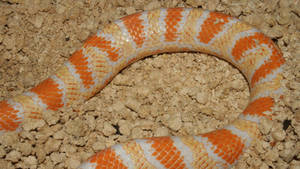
[0,0,299,168]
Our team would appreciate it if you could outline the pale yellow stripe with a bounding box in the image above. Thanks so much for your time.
[123,141,156,168]
[180,136,224,168]
[55,65,82,106]
[231,119,260,139]
[12,95,43,119]
[250,73,283,99]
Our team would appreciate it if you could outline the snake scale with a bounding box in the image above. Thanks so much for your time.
[0,8,285,169]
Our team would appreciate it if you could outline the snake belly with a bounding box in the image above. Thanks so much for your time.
[0,8,285,169]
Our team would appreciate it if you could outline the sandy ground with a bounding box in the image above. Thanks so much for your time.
[0,0,299,168]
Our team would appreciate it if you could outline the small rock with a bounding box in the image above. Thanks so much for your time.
[276,8,291,25]
[102,122,116,136]
[291,1,300,16]
[45,139,61,154]
[60,144,77,155]
[23,156,37,166]
[290,160,300,169]
[56,3,66,14]
[291,100,300,113]
[254,141,266,154]
[0,132,18,147]
[0,147,5,158]
[65,119,88,137]
[207,0,219,11]
[6,150,21,162]
[113,74,131,86]
[29,14,44,28]
[135,119,154,129]
[35,145,46,163]
[53,130,66,140]
[43,109,60,126]
[118,120,133,136]
[260,162,269,169]
[15,142,32,156]
[279,0,291,8]
[131,127,144,139]
[267,25,283,38]
[21,71,35,88]
[229,4,242,16]
[279,142,298,163]
[92,142,106,151]
[195,92,208,104]
[295,111,300,123]
[85,115,96,131]
[125,98,141,113]
[3,35,16,50]
[264,149,279,161]
[23,119,45,131]
[260,118,273,135]
[144,0,161,10]
[125,6,136,15]
[162,113,182,131]
[0,159,13,169]
[229,79,245,90]
[136,86,151,97]
[154,127,169,137]
[271,129,286,141]
[50,152,66,164]
[186,0,205,7]
[65,158,81,169]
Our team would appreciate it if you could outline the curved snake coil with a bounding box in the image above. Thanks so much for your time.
[0,8,285,169]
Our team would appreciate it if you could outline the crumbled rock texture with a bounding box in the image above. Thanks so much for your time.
[0,0,299,168]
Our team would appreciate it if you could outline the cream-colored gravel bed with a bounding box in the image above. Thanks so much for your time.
[0,0,299,168]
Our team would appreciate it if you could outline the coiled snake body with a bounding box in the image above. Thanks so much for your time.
[0,8,285,169]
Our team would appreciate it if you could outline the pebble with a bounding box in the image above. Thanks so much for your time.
[260,118,273,135]
[229,4,242,16]
[195,92,209,104]
[35,145,46,162]
[3,34,16,50]
[279,148,296,162]
[295,111,300,123]
[102,122,116,136]
[277,8,291,25]
[131,127,144,139]
[50,152,65,164]
[44,139,61,154]
[23,156,38,166]
[125,98,141,113]
[267,25,283,38]
[154,127,169,137]
[65,119,87,137]
[0,132,18,147]
[186,0,205,7]
[118,120,133,136]
[15,142,32,156]
[264,149,279,161]
[0,147,5,158]
[162,113,182,131]
[23,119,45,131]
[291,100,300,113]
[6,150,21,162]
[290,161,300,169]
[92,142,106,152]
[29,14,44,28]
[271,129,286,141]
[65,158,81,169]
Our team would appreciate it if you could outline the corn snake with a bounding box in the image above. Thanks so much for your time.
[0,8,285,169]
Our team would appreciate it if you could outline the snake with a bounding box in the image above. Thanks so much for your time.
[0,8,285,169]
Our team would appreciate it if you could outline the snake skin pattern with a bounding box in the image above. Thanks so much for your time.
[0,8,285,169]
